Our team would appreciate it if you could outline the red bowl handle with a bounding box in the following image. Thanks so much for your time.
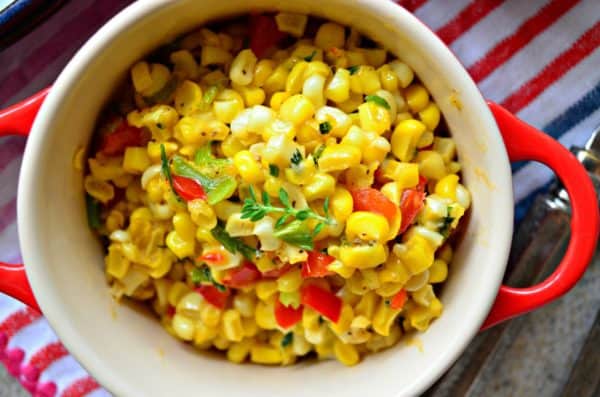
[481,102,599,329]
[0,89,49,312]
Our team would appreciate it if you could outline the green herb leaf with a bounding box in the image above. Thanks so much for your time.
[248,185,258,202]
[438,206,455,237]
[85,194,101,229]
[319,121,332,134]
[323,197,330,218]
[269,164,280,177]
[290,149,303,166]
[202,85,220,110]
[313,144,326,165]
[278,188,291,208]
[191,267,227,291]
[348,65,360,75]
[160,144,182,201]
[312,222,324,237]
[275,214,290,229]
[206,178,237,206]
[273,220,314,250]
[210,224,256,260]
[194,143,231,169]
[303,50,317,62]
[295,209,311,221]
[281,332,294,347]
[365,94,391,109]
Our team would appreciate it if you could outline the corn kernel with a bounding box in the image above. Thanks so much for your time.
[250,344,282,364]
[222,310,244,342]
[253,59,275,87]
[317,144,361,172]
[84,176,114,203]
[172,314,195,341]
[397,235,435,274]
[331,187,353,222]
[339,244,387,269]
[435,174,459,201]
[279,94,315,125]
[233,150,265,184]
[230,49,257,86]
[302,173,335,201]
[355,291,378,319]
[358,102,391,135]
[174,80,203,116]
[346,212,389,243]
[416,150,447,180]
[277,269,303,293]
[390,119,426,162]
[333,340,360,366]
[255,300,277,329]
[286,61,308,94]
[325,68,351,103]
[315,22,345,49]
[405,84,429,113]
[166,230,195,259]
[350,66,381,95]
[200,304,222,328]
[201,46,233,66]
[131,61,152,93]
[389,60,414,88]
[275,12,308,37]
[233,293,256,318]
[378,64,399,92]
[167,281,191,307]
[227,339,252,363]
[263,65,289,94]
[419,102,440,131]
[255,280,278,301]
[372,299,400,336]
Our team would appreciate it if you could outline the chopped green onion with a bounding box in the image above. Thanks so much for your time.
[303,50,317,62]
[319,121,332,134]
[348,65,360,75]
[365,95,391,109]
[313,144,326,165]
[269,164,280,177]
[281,332,294,347]
[85,194,101,229]
[172,155,236,205]
[192,267,226,291]
[210,224,256,260]
[290,149,303,166]
[160,144,182,201]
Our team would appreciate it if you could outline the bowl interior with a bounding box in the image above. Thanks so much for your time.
[19,0,513,396]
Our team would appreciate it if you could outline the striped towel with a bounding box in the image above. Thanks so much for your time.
[0,1,598,395]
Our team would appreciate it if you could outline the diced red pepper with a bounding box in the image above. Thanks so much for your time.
[301,251,335,278]
[222,262,262,288]
[351,188,399,221]
[99,121,148,156]
[166,305,175,318]
[196,285,230,309]
[300,285,342,323]
[390,289,407,310]
[262,264,292,279]
[199,251,226,265]
[399,179,427,233]
[172,175,207,202]
[249,14,287,58]
[274,298,303,329]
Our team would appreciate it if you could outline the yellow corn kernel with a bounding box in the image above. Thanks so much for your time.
[263,65,289,94]
[286,61,308,94]
[350,66,381,95]
[429,259,448,283]
[176,291,204,319]
[250,344,282,364]
[201,70,227,86]
[363,134,391,165]
[333,340,360,366]
[417,131,434,149]
[105,210,125,233]
[166,230,195,259]
[398,235,435,274]
[167,281,191,307]
[105,245,130,279]
[412,284,436,307]
[390,119,426,162]
[372,299,401,336]
[277,269,303,293]
[269,91,291,112]
[379,255,411,285]
[419,102,440,131]
[194,321,218,345]
[383,161,420,189]
[236,85,265,107]
[233,293,256,318]
[438,244,453,263]
[255,299,277,330]
[359,48,387,67]
[172,314,195,341]
[405,84,429,113]
[329,304,354,335]
[222,310,244,342]
[229,49,257,86]
[317,144,361,172]
[242,317,259,337]
[279,94,315,125]
[84,175,114,203]
[302,307,321,331]
[435,174,459,201]
[233,150,265,184]
[275,12,308,37]
[302,74,326,108]
[337,93,363,114]
[213,333,231,350]
[172,213,195,242]
[302,173,336,201]
[339,244,387,269]
[253,59,275,87]
[355,291,378,319]
[227,339,252,363]
[314,106,352,138]
[121,147,151,175]
[263,176,284,198]
[200,304,222,328]
[285,158,316,186]
[147,141,177,162]
[433,137,456,164]
[376,282,404,297]
[88,158,125,181]
[170,50,198,79]
[174,80,203,116]
[213,90,244,124]
[255,280,278,301]
[325,68,351,103]
[378,64,399,92]
[201,46,233,66]
[220,135,245,158]
[406,297,443,331]
[315,22,345,49]
[416,150,447,180]
[389,60,414,88]
[131,61,153,93]
[187,199,217,229]
[346,212,390,243]
[327,260,356,279]
[358,102,391,135]
[331,187,353,222]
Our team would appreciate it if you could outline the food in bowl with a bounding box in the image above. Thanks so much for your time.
[81,12,471,366]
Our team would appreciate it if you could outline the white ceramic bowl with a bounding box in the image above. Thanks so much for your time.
[0,0,597,396]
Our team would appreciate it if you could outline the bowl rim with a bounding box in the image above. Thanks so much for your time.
[17,0,513,395]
